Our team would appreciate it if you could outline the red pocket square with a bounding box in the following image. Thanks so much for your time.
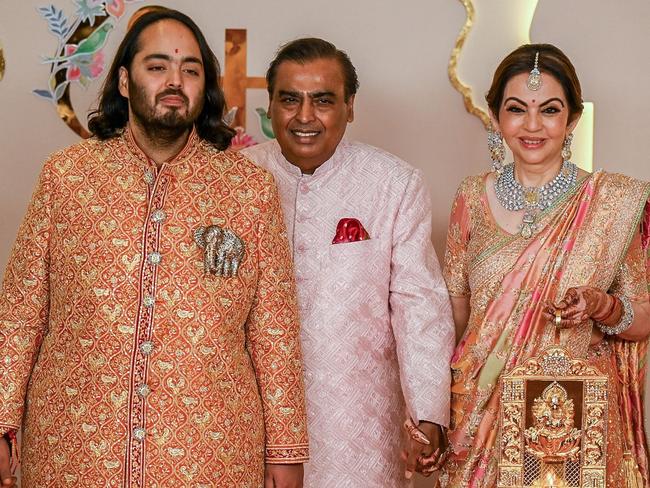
[332,218,370,244]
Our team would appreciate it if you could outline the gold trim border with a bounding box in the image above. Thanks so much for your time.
[448,0,490,129]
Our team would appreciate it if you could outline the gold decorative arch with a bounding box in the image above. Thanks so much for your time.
[0,41,5,81]
[447,0,594,195]
[447,0,490,129]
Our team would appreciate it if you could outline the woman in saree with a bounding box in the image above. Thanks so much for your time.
[437,43,650,487]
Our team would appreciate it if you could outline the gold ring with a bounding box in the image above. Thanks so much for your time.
[554,311,562,327]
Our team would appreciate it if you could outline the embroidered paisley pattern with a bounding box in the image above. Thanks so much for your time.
[0,129,308,487]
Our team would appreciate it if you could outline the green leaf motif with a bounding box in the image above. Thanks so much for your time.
[33,89,53,100]
[255,108,276,140]
[74,0,106,26]
[54,81,69,101]
[38,5,71,40]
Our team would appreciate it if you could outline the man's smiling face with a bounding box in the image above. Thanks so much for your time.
[268,58,354,173]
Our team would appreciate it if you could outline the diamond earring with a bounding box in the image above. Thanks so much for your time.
[562,133,573,161]
[488,129,505,173]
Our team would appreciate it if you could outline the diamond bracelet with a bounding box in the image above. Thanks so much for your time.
[597,296,634,336]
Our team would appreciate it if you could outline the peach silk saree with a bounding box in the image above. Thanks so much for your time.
[439,171,650,487]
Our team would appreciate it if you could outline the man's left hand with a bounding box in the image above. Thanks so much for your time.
[401,420,447,479]
[264,463,304,488]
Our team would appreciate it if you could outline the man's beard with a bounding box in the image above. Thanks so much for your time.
[128,78,204,145]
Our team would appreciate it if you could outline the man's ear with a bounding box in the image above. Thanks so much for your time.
[118,67,129,99]
[346,94,355,123]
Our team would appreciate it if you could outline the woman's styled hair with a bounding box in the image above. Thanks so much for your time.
[486,43,584,123]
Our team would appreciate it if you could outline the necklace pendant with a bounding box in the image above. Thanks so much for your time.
[520,212,536,239]
[523,188,539,206]
[520,223,534,239]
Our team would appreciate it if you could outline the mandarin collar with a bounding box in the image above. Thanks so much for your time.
[124,124,199,166]
[271,139,348,178]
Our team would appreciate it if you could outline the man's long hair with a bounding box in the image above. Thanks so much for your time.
[87,9,235,150]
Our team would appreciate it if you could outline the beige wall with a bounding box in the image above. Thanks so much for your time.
[2,1,649,260]
[0,1,649,486]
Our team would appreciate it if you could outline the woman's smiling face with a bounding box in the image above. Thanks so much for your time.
[493,71,579,168]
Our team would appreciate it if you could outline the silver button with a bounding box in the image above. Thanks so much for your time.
[144,169,155,185]
[151,209,166,223]
[136,384,151,398]
[143,295,155,308]
[140,341,154,355]
[133,427,146,441]
[148,252,162,265]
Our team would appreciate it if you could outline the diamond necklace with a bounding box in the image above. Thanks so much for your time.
[494,161,578,238]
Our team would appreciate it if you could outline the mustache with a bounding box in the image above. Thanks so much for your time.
[156,89,189,104]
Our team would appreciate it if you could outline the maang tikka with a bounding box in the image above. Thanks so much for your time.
[527,52,542,91]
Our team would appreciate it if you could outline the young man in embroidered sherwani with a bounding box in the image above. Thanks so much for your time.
[243,38,455,487]
[0,10,308,487]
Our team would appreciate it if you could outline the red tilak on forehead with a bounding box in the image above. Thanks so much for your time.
[175,48,179,53]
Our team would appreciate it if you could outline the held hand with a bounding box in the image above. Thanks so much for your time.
[0,438,16,488]
[417,423,449,477]
[264,463,303,488]
[401,420,448,479]
[543,286,617,329]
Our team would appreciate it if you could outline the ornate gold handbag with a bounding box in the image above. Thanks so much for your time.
[497,346,607,487]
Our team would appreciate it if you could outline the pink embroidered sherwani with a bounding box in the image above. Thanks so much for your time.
[243,140,454,487]
[0,128,309,487]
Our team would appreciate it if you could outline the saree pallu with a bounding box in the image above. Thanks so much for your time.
[440,171,650,487]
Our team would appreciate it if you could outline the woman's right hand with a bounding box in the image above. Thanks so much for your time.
[543,286,618,329]
[544,286,612,347]
[0,437,16,487]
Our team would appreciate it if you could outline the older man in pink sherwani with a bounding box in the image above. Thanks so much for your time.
[243,38,454,487]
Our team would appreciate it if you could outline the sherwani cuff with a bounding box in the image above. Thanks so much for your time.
[410,398,451,429]
[265,443,309,464]
[404,359,452,428]
[0,424,18,438]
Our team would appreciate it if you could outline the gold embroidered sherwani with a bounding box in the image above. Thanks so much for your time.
[0,128,309,487]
